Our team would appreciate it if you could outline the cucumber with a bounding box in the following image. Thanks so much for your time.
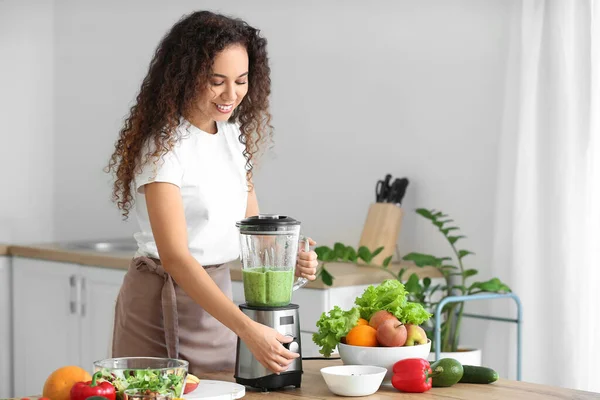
[458,365,499,384]
[430,358,464,387]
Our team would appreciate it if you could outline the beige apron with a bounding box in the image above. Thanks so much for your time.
[111,256,237,375]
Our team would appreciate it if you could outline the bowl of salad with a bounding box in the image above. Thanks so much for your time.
[93,357,188,400]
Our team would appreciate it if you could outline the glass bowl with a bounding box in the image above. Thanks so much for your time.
[124,388,176,400]
[93,357,189,400]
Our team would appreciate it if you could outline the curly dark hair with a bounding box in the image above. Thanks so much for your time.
[106,10,273,219]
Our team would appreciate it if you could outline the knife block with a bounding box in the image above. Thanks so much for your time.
[358,203,404,266]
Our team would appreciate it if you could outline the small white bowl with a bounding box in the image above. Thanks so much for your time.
[338,339,432,383]
[320,365,387,397]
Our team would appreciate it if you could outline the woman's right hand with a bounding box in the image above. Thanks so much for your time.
[240,320,300,374]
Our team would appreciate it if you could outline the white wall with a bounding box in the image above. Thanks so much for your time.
[0,0,55,244]
[52,0,513,256]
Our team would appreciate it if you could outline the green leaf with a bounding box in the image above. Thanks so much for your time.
[382,255,393,267]
[448,235,466,244]
[314,246,330,260]
[371,246,384,258]
[321,267,334,286]
[333,242,346,259]
[357,246,372,263]
[344,246,358,262]
[312,306,360,357]
[416,208,434,219]
[423,277,432,290]
[354,279,409,321]
[402,252,451,267]
[441,227,460,235]
[398,302,432,325]
[468,278,511,294]
[458,250,474,259]
[405,273,421,293]
[462,269,478,278]
[397,267,407,281]
[438,219,454,225]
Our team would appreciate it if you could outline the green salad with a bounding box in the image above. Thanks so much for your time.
[97,368,185,400]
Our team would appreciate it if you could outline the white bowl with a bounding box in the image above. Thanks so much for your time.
[338,339,432,383]
[320,365,387,397]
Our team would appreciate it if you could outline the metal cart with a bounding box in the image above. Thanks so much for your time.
[432,293,523,380]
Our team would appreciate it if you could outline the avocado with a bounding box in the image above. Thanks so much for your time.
[430,358,464,387]
[459,365,499,384]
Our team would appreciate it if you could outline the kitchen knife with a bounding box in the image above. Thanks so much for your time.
[387,177,409,205]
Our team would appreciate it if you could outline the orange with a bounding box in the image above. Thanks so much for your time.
[42,365,92,400]
[356,318,369,326]
[345,324,378,347]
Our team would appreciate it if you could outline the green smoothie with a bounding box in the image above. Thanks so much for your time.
[242,267,295,307]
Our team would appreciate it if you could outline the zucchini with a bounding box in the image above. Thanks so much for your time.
[458,365,499,384]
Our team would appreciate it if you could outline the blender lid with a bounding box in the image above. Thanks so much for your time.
[235,214,300,231]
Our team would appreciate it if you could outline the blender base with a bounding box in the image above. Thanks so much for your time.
[235,370,303,391]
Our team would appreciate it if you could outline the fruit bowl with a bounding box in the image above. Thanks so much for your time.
[93,357,189,399]
[337,340,432,383]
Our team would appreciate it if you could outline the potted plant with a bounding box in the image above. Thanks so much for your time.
[314,208,512,365]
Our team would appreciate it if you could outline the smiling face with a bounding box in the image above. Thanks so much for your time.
[189,44,249,133]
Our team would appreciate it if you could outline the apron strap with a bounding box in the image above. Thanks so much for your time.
[133,256,179,359]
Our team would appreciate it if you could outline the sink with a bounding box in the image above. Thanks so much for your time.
[56,238,138,253]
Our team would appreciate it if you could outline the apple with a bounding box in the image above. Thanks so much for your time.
[183,374,200,394]
[404,324,428,346]
[368,310,398,330]
[376,319,407,347]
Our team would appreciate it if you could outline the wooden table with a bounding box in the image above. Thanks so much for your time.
[200,359,600,400]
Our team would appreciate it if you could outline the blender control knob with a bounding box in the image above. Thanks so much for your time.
[288,341,299,353]
[283,335,297,352]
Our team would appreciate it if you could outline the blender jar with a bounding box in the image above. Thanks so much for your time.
[236,214,309,307]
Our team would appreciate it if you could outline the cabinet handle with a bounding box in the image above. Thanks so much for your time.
[80,277,86,317]
[69,275,77,314]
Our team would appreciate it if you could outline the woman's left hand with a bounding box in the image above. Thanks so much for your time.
[296,237,318,281]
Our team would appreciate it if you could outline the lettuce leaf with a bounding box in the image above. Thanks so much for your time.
[398,301,432,325]
[354,279,408,320]
[312,306,360,357]
[355,279,431,325]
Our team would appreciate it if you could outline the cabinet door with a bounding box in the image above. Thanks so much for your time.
[79,266,126,372]
[12,257,80,397]
[0,256,13,398]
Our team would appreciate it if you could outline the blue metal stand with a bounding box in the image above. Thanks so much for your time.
[433,293,523,380]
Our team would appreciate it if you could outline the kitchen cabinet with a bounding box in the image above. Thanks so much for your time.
[232,281,372,358]
[79,265,127,373]
[11,257,125,397]
[0,256,13,398]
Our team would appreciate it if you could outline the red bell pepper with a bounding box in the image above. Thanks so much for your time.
[70,371,116,400]
[391,358,433,393]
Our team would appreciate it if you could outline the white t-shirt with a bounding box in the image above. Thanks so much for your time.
[132,119,249,266]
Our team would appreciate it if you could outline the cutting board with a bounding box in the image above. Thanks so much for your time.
[184,379,245,400]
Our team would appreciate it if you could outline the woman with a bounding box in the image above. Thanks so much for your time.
[105,10,318,375]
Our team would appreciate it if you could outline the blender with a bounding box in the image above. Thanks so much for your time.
[233,214,309,391]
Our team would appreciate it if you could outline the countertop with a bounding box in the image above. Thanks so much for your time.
[202,359,600,399]
[0,244,8,255]
[5,243,443,289]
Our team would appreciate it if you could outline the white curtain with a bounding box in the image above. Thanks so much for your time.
[488,0,600,392]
